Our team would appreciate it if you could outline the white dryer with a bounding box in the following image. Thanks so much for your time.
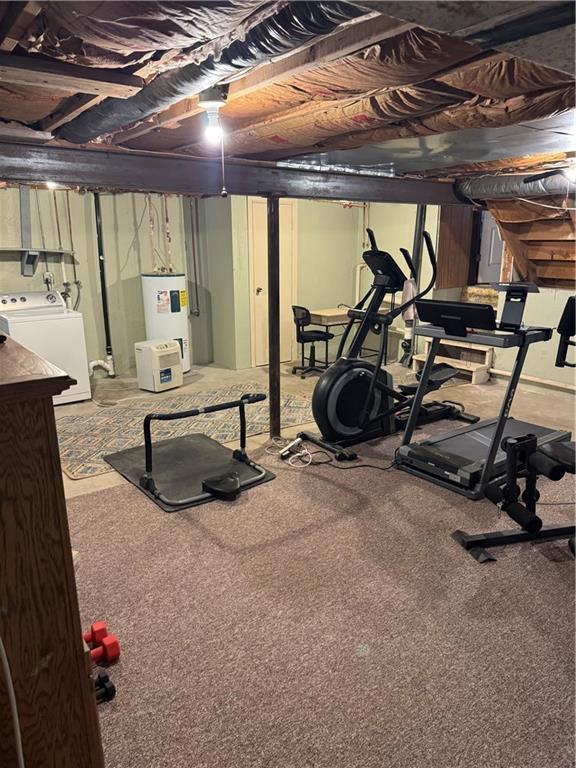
[0,291,91,405]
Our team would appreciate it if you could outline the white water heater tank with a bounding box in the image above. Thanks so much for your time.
[141,273,190,372]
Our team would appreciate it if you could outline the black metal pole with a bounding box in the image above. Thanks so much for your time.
[411,204,427,282]
[93,192,113,356]
[267,196,281,438]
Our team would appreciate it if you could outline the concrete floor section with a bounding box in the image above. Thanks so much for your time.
[57,363,575,499]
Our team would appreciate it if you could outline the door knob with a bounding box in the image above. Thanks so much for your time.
[256,287,263,295]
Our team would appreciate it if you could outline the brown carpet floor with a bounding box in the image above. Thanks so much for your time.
[67,437,575,768]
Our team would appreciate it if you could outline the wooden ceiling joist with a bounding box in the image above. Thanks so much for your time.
[111,14,415,145]
[225,15,414,99]
[38,48,184,134]
[0,51,143,97]
[40,94,106,132]
[0,1,42,52]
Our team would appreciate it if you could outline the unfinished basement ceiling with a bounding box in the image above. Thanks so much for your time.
[279,112,576,179]
[0,0,574,182]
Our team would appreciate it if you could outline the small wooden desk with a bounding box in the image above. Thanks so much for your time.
[309,307,350,327]
[309,305,400,364]
[307,307,351,366]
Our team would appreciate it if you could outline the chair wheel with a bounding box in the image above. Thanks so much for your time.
[301,374,305,380]
[292,367,297,375]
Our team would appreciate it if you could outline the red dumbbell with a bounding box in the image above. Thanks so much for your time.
[83,621,108,647]
[90,634,121,666]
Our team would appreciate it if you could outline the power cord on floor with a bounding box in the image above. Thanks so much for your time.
[266,438,398,472]
[0,636,26,768]
[538,501,575,506]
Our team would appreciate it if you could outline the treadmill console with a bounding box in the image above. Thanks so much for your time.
[493,282,539,331]
[415,299,496,337]
[363,228,408,293]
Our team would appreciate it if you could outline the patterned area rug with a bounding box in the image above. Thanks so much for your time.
[57,383,313,480]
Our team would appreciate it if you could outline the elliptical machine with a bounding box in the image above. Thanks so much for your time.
[311,229,476,447]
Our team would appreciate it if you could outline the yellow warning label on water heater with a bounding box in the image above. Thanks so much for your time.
[180,290,187,307]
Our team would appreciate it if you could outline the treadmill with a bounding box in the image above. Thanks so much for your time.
[396,284,571,499]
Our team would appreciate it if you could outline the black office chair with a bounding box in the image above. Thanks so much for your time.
[292,305,334,379]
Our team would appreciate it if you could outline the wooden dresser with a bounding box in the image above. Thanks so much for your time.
[0,337,105,768]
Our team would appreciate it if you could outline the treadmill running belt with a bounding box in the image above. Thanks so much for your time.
[422,419,556,464]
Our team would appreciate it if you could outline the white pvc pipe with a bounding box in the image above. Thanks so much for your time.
[89,354,115,377]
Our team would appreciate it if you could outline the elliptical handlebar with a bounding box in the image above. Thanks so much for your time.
[399,248,417,280]
[385,230,438,324]
[366,228,378,251]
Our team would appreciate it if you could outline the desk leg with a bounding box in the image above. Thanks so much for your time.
[325,332,329,368]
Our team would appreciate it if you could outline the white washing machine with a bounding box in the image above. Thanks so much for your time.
[0,291,91,405]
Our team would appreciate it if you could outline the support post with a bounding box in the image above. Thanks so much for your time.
[411,204,427,283]
[267,196,281,438]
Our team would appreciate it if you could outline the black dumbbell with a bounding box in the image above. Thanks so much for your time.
[94,672,116,704]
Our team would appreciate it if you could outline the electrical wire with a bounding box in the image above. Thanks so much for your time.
[52,191,63,250]
[538,501,575,506]
[265,437,397,472]
[515,197,576,211]
[320,459,396,472]
[0,636,26,768]
[73,282,81,311]
[162,194,174,270]
[120,198,148,273]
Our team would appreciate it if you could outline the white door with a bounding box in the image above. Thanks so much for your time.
[478,211,504,283]
[249,198,297,367]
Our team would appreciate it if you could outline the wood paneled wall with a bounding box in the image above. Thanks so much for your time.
[435,205,475,289]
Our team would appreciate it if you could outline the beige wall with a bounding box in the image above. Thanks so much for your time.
[493,287,575,387]
[192,197,364,369]
[1,188,571,387]
[0,188,188,377]
[297,200,361,309]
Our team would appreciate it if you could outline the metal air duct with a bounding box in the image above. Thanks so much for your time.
[456,172,576,201]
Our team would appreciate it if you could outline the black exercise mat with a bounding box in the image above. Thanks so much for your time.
[104,434,274,512]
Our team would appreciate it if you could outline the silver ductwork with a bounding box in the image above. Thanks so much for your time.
[456,172,576,201]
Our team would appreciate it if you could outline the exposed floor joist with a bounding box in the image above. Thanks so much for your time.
[0,143,462,204]
[0,1,42,52]
[39,48,185,134]
[369,1,575,73]
[0,52,143,97]
[111,14,414,145]
[40,94,106,132]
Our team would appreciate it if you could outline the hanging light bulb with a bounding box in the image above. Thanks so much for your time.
[198,86,227,144]
[204,110,223,144]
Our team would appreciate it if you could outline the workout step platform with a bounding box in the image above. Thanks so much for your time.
[105,434,275,512]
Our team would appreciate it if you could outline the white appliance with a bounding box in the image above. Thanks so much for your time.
[135,339,183,392]
[0,290,91,405]
[141,273,190,372]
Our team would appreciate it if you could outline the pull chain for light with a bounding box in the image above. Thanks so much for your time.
[220,130,227,198]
